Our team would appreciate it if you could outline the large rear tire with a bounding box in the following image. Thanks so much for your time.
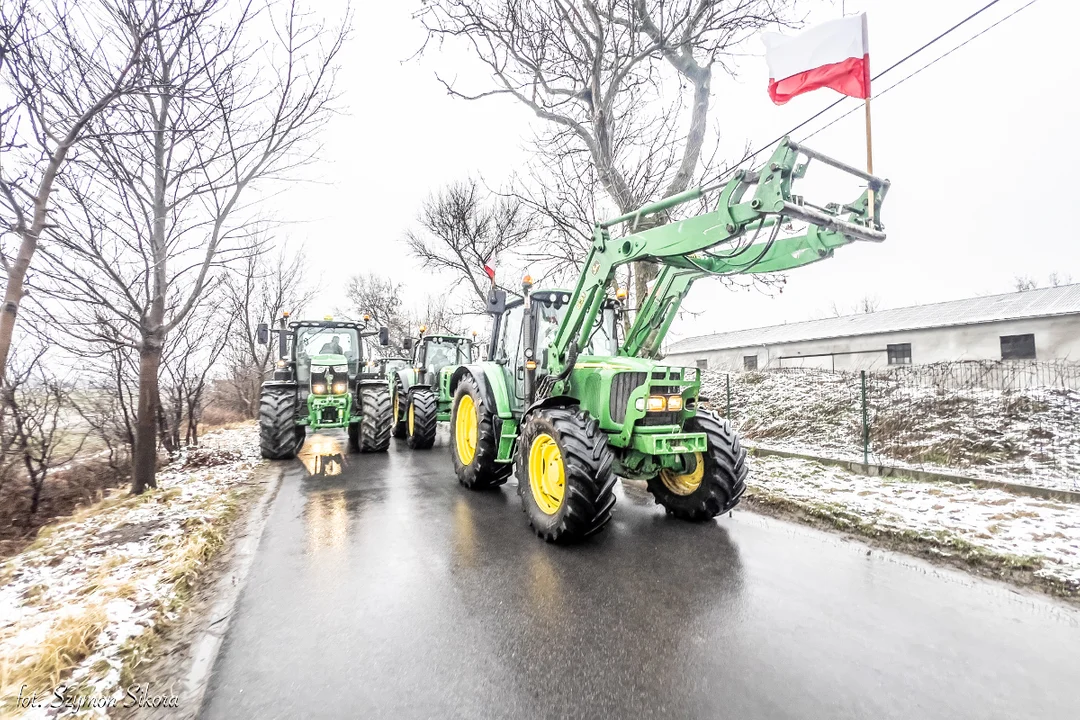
[645,410,747,521]
[515,406,616,543]
[406,388,438,450]
[358,385,392,452]
[391,378,407,439]
[451,375,511,489]
[259,388,304,460]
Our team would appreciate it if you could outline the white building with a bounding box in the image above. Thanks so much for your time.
[664,284,1080,372]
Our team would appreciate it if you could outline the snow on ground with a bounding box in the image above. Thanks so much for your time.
[0,425,262,718]
[750,454,1080,592]
[700,368,1080,493]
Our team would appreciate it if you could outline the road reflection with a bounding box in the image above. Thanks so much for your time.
[299,431,346,477]
[304,489,349,554]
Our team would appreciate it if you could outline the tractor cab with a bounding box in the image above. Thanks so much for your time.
[403,331,477,387]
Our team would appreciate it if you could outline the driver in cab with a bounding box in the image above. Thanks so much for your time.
[320,335,344,355]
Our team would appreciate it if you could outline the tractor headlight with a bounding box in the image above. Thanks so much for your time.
[312,383,327,394]
[332,382,348,394]
[646,395,666,412]
[667,396,683,411]
[276,359,287,369]
[334,365,348,373]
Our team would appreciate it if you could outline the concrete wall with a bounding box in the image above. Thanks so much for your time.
[665,315,1080,373]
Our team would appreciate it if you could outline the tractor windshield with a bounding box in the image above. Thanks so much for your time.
[423,338,472,375]
[536,300,619,357]
[295,326,360,381]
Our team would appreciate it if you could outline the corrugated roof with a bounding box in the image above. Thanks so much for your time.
[665,284,1080,354]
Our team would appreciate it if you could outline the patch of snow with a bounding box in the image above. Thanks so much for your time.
[0,425,263,718]
[750,454,1080,589]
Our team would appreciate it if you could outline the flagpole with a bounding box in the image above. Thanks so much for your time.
[864,95,874,224]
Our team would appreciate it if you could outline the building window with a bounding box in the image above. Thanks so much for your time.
[743,355,758,371]
[887,343,912,365]
[1000,334,1036,360]
[695,359,708,369]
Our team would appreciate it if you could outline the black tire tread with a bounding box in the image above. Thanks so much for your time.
[359,385,392,452]
[259,388,302,460]
[391,378,407,438]
[645,409,748,521]
[406,388,438,450]
[515,406,616,543]
[451,374,512,489]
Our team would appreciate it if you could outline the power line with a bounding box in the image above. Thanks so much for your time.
[706,0,1024,185]
[803,0,1039,141]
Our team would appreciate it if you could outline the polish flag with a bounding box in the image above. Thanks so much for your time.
[483,261,496,281]
[763,14,869,105]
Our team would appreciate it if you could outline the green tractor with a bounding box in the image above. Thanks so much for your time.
[256,314,394,459]
[390,328,479,449]
[436,138,889,542]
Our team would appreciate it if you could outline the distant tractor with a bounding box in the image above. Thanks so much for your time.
[256,314,393,459]
[390,328,478,449]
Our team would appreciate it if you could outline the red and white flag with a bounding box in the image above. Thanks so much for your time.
[763,14,869,105]
[482,261,496,282]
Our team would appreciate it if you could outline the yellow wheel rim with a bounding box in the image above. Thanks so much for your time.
[528,433,565,515]
[660,452,705,496]
[455,394,478,465]
[394,393,399,423]
[408,402,415,435]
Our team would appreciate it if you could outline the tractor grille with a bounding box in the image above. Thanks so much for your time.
[609,372,647,423]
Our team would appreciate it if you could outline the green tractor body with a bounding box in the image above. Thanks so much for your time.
[256,318,393,459]
[439,137,891,542]
[391,333,477,448]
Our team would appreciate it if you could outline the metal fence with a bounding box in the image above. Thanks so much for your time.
[701,361,1080,492]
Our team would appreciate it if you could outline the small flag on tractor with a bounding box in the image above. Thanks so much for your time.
[483,261,496,283]
[762,13,869,105]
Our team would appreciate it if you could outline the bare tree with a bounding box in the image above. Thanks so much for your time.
[1014,275,1039,292]
[221,242,314,418]
[340,272,410,348]
[32,0,346,493]
[417,0,795,306]
[0,0,156,384]
[2,347,82,513]
[406,178,534,311]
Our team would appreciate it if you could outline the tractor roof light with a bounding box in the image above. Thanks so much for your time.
[522,274,533,290]
[419,324,427,334]
[363,313,371,322]
[282,310,290,318]
[615,287,627,301]
[275,359,287,369]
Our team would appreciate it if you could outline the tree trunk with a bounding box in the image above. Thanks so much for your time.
[132,336,163,494]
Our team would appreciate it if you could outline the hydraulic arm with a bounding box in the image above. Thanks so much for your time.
[547,137,890,369]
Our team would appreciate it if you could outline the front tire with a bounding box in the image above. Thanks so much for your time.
[406,388,438,450]
[451,375,511,489]
[645,410,748,521]
[515,406,616,543]
[358,385,392,452]
[391,378,407,438]
[259,388,304,460]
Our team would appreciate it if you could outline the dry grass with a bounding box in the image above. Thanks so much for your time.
[0,606,109,701]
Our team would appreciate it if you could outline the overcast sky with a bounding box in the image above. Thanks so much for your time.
[287,0,1076,344]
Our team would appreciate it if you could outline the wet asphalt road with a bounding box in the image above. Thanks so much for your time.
[201,431,1080,720]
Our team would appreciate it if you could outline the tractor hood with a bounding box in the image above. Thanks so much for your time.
[309,353,349,368]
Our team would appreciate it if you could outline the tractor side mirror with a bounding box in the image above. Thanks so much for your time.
[402,338,414,353]
[378,326,389,346]
[256,323,269,345]
[486,287,506,315]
